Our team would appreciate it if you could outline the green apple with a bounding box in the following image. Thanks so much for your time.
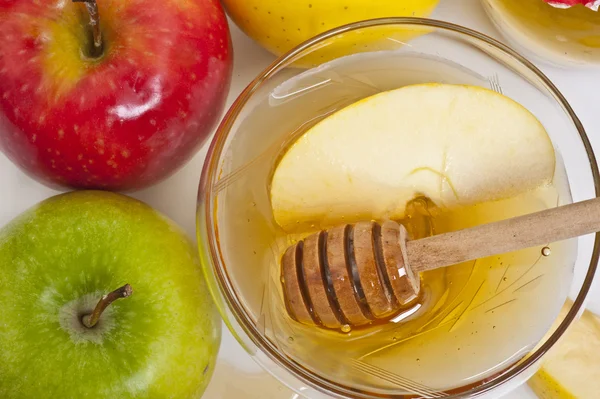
[270,83,555,231]
[0,191,220,398]
[528,300,600,398]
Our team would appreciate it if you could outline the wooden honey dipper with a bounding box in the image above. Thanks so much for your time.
[281,196,600,330]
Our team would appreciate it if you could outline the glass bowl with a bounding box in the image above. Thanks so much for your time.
[482,0,600,68]
[197,17,599,399]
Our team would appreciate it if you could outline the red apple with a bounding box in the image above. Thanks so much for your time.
[0,0,232,190]
[544,0,599,9]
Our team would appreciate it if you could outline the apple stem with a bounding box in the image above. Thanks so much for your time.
[73,0,103,57]
[82,284,133,329]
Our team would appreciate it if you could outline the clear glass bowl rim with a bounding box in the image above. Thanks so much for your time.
[198,17,600,399]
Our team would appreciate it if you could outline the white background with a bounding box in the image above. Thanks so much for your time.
[2,0,599,397]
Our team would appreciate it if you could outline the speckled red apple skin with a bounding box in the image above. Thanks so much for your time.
[0,0,232,191]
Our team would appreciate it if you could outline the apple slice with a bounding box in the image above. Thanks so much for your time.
[270,83,555,231]
[528,301,600,398]
[544,0,600,10]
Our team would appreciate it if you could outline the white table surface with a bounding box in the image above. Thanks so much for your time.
[2,0,599,398]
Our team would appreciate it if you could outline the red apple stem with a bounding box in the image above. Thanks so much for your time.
[82,284,133,329]
[73,0,102,56]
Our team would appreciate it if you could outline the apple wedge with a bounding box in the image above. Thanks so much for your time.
[528,301,600,398]
[270,83,555,231]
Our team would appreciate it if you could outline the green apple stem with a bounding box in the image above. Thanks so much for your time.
[82,284,133,329]
[73,0,103,57]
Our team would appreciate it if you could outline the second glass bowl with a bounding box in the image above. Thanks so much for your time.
[482,0,600,68]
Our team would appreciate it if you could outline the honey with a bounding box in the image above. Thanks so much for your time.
[213,51,576,394]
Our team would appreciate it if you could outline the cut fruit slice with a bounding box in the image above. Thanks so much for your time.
[528,301,600,398]
[544,0,600,11]
[270,83,555,231]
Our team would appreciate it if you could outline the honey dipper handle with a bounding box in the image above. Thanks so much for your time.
[406,196,600,273]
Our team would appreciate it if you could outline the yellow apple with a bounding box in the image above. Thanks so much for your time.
[270,83,555,231]
[528,301,600,398]
[222,0,440,65]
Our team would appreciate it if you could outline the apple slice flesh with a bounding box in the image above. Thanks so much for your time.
[270,83,555,231]
[528,301,600,398]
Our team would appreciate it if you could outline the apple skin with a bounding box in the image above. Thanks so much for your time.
[0,191,221,398]
[544,0,599,9]
[0,0,232,191]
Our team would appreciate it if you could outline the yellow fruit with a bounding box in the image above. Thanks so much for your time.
[528,369,576,399]
[528,301,600,398]
[222,0,439,65]
[270,83,555,231]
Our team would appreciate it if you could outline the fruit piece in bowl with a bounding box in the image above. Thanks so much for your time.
[271,83,556,232]
[544,0,599,10]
